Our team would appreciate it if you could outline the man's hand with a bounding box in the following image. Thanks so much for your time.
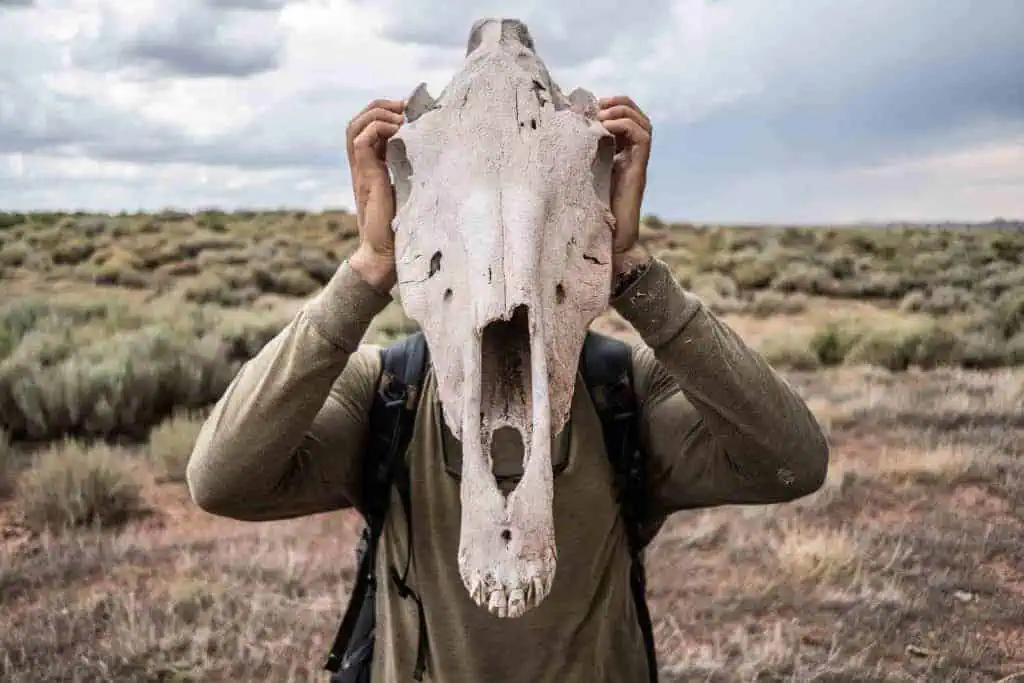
[598,96,653,279]
[346,99,405,293]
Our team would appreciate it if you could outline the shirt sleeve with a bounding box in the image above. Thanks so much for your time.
[185,260,389,521]
[611,258,830,516]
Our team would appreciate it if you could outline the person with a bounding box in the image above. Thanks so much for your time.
[186,95,830,682]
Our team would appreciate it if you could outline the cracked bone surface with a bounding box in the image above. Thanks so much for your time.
[386,17,616,618]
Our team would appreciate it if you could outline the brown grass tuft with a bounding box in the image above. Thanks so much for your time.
[148,411,206,483]
[771,520,863,583]
[873,442,1005,487]
[16,441,146,532]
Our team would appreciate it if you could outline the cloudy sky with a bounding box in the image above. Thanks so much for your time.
[1,0,1022,222]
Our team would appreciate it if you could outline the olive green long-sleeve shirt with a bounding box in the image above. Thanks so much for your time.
[186,257,829,683]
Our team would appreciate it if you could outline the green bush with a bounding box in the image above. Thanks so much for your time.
[0,301,287,443]
[994,289,1024,338]
[18,441,145,532]
[0,212,26,230]
[149,411,206,484]
[771,263,838,296]
[0,427,16,500]
[809,320,863,366]
[745,291,808,317]
[844,320,962,371]
[759,335,821,371]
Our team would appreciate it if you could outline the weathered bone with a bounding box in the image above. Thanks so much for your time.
[404,82,438,123]
[387,17,616,619]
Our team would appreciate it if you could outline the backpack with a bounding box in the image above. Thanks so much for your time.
[323,330,660,683]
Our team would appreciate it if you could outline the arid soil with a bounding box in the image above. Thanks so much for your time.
[1,212,1022,682]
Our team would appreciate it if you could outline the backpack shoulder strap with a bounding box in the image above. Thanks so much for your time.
[361,330,428,522]
[325,331,429,678]
[580,331,650,550]
[580,330,659,683]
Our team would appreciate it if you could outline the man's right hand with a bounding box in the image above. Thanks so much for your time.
[346,98,405,293]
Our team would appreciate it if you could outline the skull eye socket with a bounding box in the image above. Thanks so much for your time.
[591,133,616,201]
[386,138,413,207]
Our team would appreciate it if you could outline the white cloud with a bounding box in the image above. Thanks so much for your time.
[0,0,1021,220]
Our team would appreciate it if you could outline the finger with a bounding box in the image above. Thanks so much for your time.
[598,95,649,123]
[352,120,401,159]
[347,108,405,154]
[601,118,651,147]
[598,104,651,132]
[353,98,405,120]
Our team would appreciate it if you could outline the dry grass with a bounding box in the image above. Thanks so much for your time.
[148,411,206,483]
[771,520,864,583]
[0,527,354,682]
[873,442,1007,486]
[16,440,147,533]
[1,212,1023,681]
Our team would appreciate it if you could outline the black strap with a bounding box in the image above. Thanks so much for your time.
[325,332,429,679]
[581,331,659,683]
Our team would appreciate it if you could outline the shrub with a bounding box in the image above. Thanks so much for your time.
[899,287,977,316]
[0,240,29,268]
[251,266,320,297]
[0,299,57,359]
[770,263,837,296]
[149,411,206,483]
[1006,332,1024,365]
[18,441,145,532]
[183,273,260,307]
[978,266,1024,299]
[835,271,911,299]
[843,320,963,371]
[0,212,26,229]
[956,331,1013,369]
[730,257,777,289]
[0,326,237,442]
[745,291,808,317]
[51,240,95,266]
[692,272,739,300]
[0,428,16,500]
[994,289,1024,338]
[759,335,821,371]
[809,320,863,366]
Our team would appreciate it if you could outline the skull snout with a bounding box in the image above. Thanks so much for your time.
[467,18,535,55]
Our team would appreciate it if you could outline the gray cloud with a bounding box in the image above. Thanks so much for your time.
[350,1,675,67]
[1,0,1022,221]
[641,0,1024,205]
[206,0,290,11]
[73,1,286,78]
[0,77,188,159]
[0,0,33,7]
[0,74,365,173]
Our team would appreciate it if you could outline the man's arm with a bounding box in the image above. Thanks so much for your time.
[185,261,390,522]
[611,254,829,515]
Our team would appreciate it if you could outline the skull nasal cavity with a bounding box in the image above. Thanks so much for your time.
[429,251,442,277]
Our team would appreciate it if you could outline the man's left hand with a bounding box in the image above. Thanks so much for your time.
[598,96,653,276]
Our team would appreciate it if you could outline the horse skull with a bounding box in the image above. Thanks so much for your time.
[387,17,616,618]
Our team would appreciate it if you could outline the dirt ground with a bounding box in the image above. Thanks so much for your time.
[2,364,1022,683]
[2,215,1022,681]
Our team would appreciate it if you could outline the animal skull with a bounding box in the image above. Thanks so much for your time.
[387,17,616,618]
